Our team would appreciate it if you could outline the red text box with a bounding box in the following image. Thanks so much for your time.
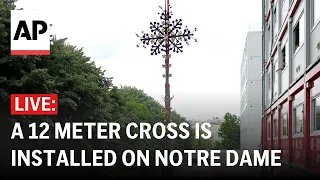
[10,94,58,115]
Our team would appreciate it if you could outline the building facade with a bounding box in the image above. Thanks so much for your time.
[207,117,223,142]
[191,118,223,142]
[262,0,320,170]
[240,29,262,150]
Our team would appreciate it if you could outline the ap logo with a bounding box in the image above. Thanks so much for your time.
[11,10,51,55]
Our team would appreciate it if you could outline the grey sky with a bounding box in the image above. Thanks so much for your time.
[16,0,262,120]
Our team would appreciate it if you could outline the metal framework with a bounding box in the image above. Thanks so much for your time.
[136,0,197,175]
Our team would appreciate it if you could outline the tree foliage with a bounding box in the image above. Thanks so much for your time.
[191,128,215,149]
[217,113,240,149]
[0,0,193,167]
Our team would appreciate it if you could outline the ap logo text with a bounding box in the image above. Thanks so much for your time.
[11,10,51,56]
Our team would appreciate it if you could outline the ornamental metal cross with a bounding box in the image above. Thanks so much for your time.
[136,5,197,55]
[135,1,197,175]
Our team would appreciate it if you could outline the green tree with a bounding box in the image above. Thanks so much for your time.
[191,128,214,149]
[217,113,240,149]
[118,86,193,151]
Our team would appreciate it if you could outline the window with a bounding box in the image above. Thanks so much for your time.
[265,25,270,59]
[293,14,305,52]
[293,22,300,51]
[273,7,278,41]
[313,0,320,26]
[281,43,288,69]
[273,117,278,138]
[282,114,288,136]
[311,97,320,132]
[293,104,304,134]
[269,25,273,50]
[268,73,271,89]
[272,62,276,83]
[272,62,277,82]
[268,121,271,138]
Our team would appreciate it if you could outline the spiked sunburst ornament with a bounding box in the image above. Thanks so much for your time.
[136,5,197,55]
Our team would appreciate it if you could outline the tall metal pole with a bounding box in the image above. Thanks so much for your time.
[164,0,172,152]
[136,1,197,175]
[164,0,174,175]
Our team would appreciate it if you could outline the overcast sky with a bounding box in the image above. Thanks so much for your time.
[15,0,262,120]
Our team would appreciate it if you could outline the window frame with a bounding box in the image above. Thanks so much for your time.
[311,94,320,136]
[293,21,300,52]
[268,24,272,54]
[272,61,277,83]
[273,115,278,139]
[281,113,288,138]
[268,72,272,90]
[282,46,286,68]
[293,103,304,137]
[293,12,305,55]
[267,117,271,139]
[311,0,320,29]
[281,40,288,71]
[273,6,279,43]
